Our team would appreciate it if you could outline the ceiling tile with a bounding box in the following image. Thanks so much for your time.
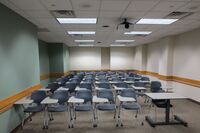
[72,0,100,11]
[99,11,123,18]
[151,1,188,12]
[41,0,72,10]
[101,0,130,11]
[26,10,52,18]
[122,11,146,20]
[177,1,200,12]
[183,12,200,20]
[35,18,59,25]
[9,0,45,10]
[143,11,171,18]
[75,11,99,17]
[126,0,160,12]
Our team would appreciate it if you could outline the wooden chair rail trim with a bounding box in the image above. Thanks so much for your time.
[0,84,42,114]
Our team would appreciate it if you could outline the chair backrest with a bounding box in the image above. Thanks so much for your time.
[31,91,46,104]
[51,90,69,104]
[97,83,111,89]
[79,83,92,90]
[128,73,136,77]
[134,82,145,87]
[65,83,77,93]
[120,89,136,99]
[115,83,128,88]
[76,90,92,103]
[125,77,134,81]
[97,90,114,102]
[47,83,60,93]
[112,78,121,81]
[151,81,162,92]
[141,77,150,81]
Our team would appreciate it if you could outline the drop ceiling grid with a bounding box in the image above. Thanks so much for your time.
[0,0,200,46]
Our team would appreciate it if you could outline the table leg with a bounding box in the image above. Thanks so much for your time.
[43,105,47,129]
[146,99,188,127]
[165,99,170,123]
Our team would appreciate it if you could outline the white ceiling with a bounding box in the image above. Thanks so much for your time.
[1,0,200,47]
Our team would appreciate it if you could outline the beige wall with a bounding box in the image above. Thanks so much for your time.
[134,28,200,102]
[69,47,135,70]
[110,47,134,70]
[69,47,101,70]
[173,28,200,80]
[172,28,200,102]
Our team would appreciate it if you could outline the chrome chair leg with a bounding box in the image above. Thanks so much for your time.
[154,106,157,122]
[116,103,123,127]
[139,108,144,126]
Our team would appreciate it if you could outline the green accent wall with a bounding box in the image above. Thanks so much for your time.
[48,44,64,73]
[0,3,40,133]
[48,44,69,82]
[39,42,70,83]
[39,40,50,86]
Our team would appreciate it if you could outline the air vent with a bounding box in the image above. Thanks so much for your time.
[51,10,76,18]
[164,11,193,19]
[37,28,50,32]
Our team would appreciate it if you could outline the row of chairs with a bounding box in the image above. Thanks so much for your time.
[24,88,143,129]
[22,71,171,129]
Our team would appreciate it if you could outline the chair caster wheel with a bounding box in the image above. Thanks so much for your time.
[120,123,123,127]
[141,122,144,126]
[93,124,97,128]
[135,115,137,118]
[116,124,119,127]
[68,125,71,128]
[71,125,74,128]
[184,123,188,127]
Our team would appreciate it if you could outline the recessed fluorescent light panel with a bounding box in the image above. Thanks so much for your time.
[67,31,96,35]
[124,31,152,35]
[111,44,126,47]
[115,40,135,42]
[75,40,94,42]
[137,18,178,24]
[57,18,97,24]
[78,44,94,47]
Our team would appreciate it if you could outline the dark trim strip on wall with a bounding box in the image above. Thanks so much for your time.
[40,71,70,81]
[40,73,49,80]
[0,84,42,114]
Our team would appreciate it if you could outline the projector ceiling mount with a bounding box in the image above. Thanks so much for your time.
[117,18,134,30]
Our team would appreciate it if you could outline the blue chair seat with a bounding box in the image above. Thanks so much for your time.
[96,104,116,111]
[24,105,44,113]
[48,105,68,112]
[136,92,145,96]
[122,103,141,110]
[75,104,92,111]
